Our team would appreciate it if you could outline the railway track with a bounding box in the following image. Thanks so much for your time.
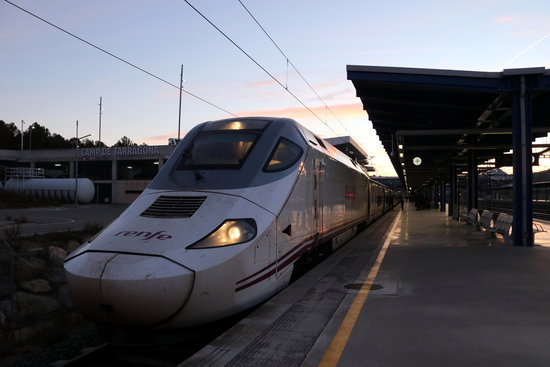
[478,201,550,221]
[50,311,252,367]
[51,341,205,367]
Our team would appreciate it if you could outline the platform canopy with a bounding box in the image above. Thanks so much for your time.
[347,65,550,191]
[325,136,369,163]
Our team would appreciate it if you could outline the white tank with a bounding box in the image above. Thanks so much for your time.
[5,178,95,203]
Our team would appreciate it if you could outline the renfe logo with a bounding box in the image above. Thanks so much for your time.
[115,230,173,241]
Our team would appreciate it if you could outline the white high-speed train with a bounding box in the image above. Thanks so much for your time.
[64,117,396,329]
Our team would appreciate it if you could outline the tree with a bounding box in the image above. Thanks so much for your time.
[79,139,97,148]
[0,120,20,149]
[24,122,54,149]
[113,136,137,147]
[20,122,74,149]
[76,139,108,148]
[1,119,145,149]
[49,133,73,149]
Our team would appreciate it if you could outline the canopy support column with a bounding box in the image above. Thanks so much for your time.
[468,149,478,212]
[449,165,456,218]
[511,75,534,247]
[440,173,446,213]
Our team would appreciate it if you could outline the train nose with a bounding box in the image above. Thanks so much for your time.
[65,253,194,327]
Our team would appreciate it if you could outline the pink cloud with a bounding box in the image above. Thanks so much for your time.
[321,87,356,101]
[495,15,516,24]
[246,79,279,89]
[158,90,179,99]
[313,81,341,89]
[141,104,368,145]
[235,102,366,121]
[144,131,185,145]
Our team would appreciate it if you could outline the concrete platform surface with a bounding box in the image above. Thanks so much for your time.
[329,206,550,367]
[182,205,550,367]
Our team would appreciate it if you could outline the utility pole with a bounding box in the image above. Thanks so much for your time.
[75,120,79,206]
[29,123,35,150]
[20,120,24,150]
[178,65,184,140]
[98,97,103,146]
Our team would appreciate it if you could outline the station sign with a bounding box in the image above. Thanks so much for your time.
[80,146,161,158]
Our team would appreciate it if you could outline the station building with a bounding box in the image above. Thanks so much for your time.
[0,145,176,204]
[0,135,384,205]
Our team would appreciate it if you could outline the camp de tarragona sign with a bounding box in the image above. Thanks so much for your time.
[80,146,161,158]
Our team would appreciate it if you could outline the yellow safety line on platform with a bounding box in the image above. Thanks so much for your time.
[318,211,401,367]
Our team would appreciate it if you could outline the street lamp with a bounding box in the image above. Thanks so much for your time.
[73,120,92,205]
[29,123,36,150]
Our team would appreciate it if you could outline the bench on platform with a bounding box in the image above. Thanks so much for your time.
[490,213,513,240]
[486,212,546,242]
[464,209,479,225]
[533,221,547,234]
[478,210,494,231]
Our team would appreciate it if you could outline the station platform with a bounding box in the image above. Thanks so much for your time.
[180,205,550,367]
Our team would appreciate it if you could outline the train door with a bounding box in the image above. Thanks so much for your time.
[314,158,325,245]
[275,225,285,279]
[366,181,371,223]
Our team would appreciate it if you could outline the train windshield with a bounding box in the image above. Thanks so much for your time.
[263,138,303,172]
[179,133,258,169]
[178,120,270,170]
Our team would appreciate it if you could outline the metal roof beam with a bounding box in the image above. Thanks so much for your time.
[404,144,550,150]
[396,127,549,136]
[348,65,503,93]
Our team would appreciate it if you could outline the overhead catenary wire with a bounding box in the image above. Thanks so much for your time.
[3,0,237,117]
[183,0,340,136]
[237,0,352,136]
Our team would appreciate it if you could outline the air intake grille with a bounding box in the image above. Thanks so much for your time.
[141,196,206,218]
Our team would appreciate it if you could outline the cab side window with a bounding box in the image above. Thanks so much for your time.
[263,138,303,172]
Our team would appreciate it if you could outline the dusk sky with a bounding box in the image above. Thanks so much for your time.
[2,0,550,176]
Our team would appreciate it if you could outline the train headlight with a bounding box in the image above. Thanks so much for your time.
[187,219,257,249]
